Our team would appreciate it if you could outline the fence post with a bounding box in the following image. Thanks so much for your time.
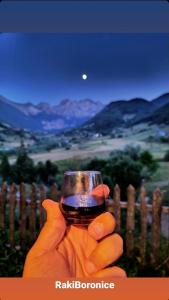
[113,184,121,233]
[20,183,26,246]
[140,185,147,266]
[9,183,17,246]
[50,183,57,201]
[39,184,46,228]
[30,183,37,241]
[151,188,163,265]
[0,182,7,230]
[126,185,135,256]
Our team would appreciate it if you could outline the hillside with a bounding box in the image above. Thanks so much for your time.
[0,121,35,152]
[80,93,169,134]
[142,102,169,125]
[81,98,154,134]
[152,93,169,109]
[0,96,41,131]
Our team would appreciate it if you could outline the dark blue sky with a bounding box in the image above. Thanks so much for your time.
[0,33,169,104]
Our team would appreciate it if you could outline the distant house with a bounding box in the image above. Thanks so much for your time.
[156,129,166,137]
[93,133,102,138]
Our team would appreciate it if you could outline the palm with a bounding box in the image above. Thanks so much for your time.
[27,226,97,277]
[58,226,97,277]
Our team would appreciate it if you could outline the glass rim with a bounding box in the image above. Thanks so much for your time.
[64,170,101,176]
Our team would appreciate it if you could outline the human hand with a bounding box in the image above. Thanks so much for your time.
[23,185,126,278]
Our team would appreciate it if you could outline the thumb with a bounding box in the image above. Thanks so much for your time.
[30,199,66,256]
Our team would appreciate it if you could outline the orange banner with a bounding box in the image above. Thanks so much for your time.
[0,278,169,300]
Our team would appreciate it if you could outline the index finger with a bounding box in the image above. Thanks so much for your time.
[91,184,110,199]
[88,212,116,240]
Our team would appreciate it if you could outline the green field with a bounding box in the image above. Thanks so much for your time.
[145,162,169,204]
[28,137,148,163]
[27,137,168,163]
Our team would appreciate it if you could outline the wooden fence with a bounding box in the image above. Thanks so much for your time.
[0,182,169,267]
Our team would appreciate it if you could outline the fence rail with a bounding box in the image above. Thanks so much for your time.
[0,182,169,267]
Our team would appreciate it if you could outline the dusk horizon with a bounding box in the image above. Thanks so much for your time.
[1,91,169,107]
[0,33,169,105]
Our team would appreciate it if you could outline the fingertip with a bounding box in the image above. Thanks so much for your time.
[91,184,110,198]
[113,233,123,255]
[103,184,110,198]
[93,266,127,278]
[112,266,127,277]
[42,199,58,209]
[42,199,64,220]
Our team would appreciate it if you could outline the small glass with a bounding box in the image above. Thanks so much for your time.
[60,171,106,226]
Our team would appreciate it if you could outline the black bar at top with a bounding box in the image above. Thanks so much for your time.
[0,0,168,2]
[0,1,169,32]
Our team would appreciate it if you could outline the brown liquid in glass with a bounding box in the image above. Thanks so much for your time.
[60,196,105,226]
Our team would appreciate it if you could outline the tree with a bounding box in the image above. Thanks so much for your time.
[164,150,169,162]
[0,154,11,182]
[83,158,107,171]
[104,154,143,199]
[139,150,158,174]
[84,147,158,200]
[36,160,58,184]
[12,141,35,183]
[36,162,47,183]
[45,160,58,183]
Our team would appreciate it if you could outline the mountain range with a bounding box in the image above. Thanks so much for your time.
[0,95,104,132]
[0,93,169,134]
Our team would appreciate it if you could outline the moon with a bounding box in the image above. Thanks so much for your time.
[82,74,88,80]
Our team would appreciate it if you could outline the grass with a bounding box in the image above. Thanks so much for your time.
[145,161,169,205]
[56,157,88,172]
[151,162,169,183]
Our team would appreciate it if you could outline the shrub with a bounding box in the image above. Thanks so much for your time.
[0,230,26,277]
[83,147,158,199]
[164,150,169,162]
